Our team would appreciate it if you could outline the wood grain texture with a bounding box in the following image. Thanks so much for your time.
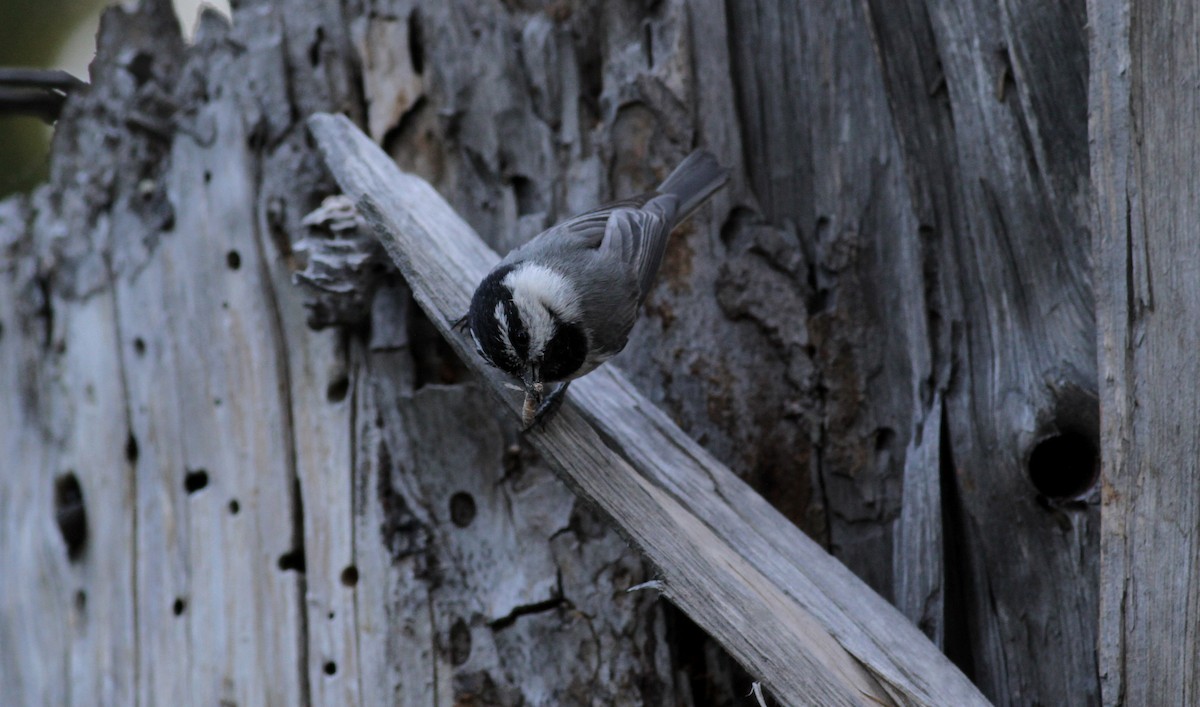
[309,111,988,707]
[1093,0,1200,703]
[863,2,1097,702]
[2,1,670,705]
[1,0,1102,702]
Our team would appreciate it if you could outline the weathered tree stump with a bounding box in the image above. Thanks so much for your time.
[5,0,1167,704]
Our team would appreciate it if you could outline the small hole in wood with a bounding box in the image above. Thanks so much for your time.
[326,375,349,403]
[133,337,145,356]
[228,499,240,515]
[449,492,476,528]
[203,170,212,183]
[511,176,537,216]
[173,597,186,616]
[340,565,359,587]
[1028,430,1098,500]
[125,433,139,464]
[75,589,87,613]
[874,427,896,451]
[407,9,425,75]
[54,473,87,562]
[323,661,337,676]
[184,469,209,494]
[226,250,241,270]
[308,26,324,67]
[642,20,654,67]
[449,618,471,666]
[124,51,154,86]
[278,548,306,573]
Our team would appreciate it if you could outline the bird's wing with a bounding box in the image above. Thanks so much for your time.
[598,195,679,299]
[551,195,653,250]
[500,193,678,299]
[497,196,647,268]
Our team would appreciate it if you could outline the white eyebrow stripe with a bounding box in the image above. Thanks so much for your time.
[494,301,518,362]
[503,263,581,359]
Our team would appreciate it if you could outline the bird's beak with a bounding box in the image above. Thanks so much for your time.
[521,366,543,427]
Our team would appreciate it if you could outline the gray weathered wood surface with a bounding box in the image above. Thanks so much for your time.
[2,2,671,705]
[1,0,1103,703]
[309,111,987,707]
[1092,0,1200,704]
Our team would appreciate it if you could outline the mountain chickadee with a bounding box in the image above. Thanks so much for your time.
[459,150,730,428]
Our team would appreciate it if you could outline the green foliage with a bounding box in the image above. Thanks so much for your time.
[0,0,103,198]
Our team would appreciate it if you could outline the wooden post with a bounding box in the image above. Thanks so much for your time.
[1092,0,1200,703]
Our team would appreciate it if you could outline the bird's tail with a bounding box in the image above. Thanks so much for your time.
[656,149,731,222]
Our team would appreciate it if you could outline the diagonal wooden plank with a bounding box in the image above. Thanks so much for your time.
[307,112,989,707]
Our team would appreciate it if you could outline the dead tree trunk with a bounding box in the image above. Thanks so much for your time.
[1,0,1095,704]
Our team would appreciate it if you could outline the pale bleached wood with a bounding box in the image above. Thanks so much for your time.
[118,73,305,707]
[0,249,137,706]
[1092,0,1200,703]
[309,112,989,707]
[5,1,684,704]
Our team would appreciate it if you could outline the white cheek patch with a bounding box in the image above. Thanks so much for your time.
[503,263,582,359]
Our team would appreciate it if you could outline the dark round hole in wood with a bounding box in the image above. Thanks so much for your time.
[340,565,359,587]
[226,250,241,270]
[203,170,212,183]
[323,661,337,676]
[173,597,186,616]
[228,499,240,515]
[449,492,476,528]
[133,337,146,356]
[184,468,209,494]
[54,473,87,562]
[278,548,306,573]
[326,375,349,403]
[1028,430,1098,500]
[75,589,87,613]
